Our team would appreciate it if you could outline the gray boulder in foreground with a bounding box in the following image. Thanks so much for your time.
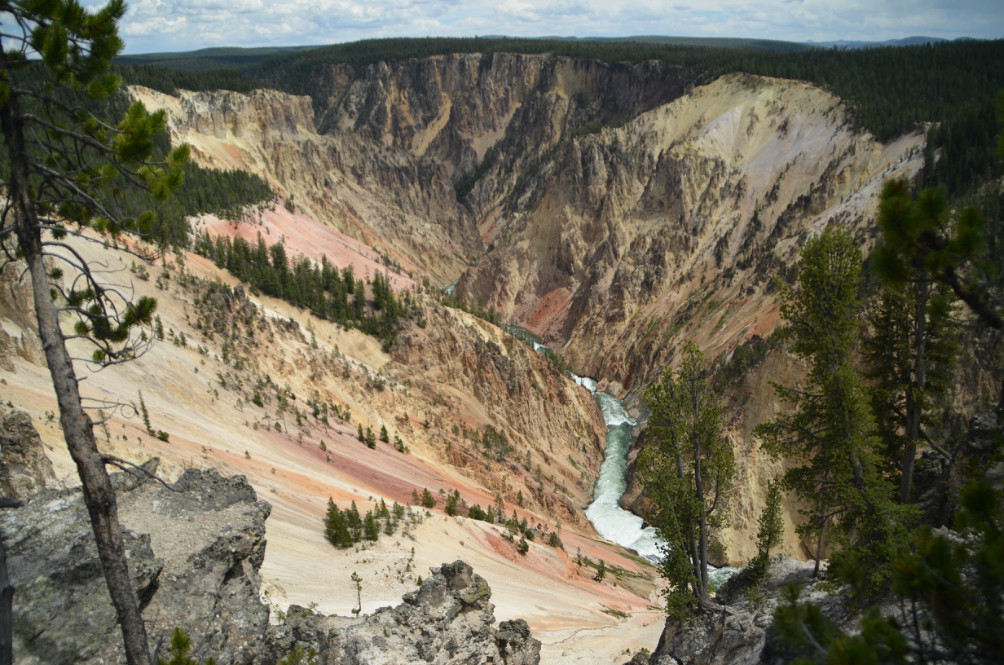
[644,556,827,665]
[0,460,540,665]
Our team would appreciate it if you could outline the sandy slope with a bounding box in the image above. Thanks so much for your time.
[0,235,662,664]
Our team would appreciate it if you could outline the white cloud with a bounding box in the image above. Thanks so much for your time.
[106,0,1003,53]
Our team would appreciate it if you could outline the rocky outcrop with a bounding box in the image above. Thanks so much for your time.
[269,560,540,665]
[0,408,55,500]
[649,606,767,665]
[0,455,539,665]
[644,556,836,665]
[2,465,270,664]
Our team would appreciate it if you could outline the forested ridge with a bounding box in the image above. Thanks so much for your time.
[116,37,1004,199]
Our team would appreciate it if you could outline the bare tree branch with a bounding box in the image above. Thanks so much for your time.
[99,455,179,492]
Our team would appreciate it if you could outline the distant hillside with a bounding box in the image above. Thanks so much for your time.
[116,45,322,72]
[114,35,813,72]
[543,35,815,52]
[807,35,951,49]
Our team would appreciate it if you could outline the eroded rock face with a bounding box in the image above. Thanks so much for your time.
[0,408,56,500]
[132,54,689,287]
[0,451,539,665]
[457,73,925,395]
[391,306,606,523]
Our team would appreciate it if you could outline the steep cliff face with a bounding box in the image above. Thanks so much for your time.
[133,54,690,285]
[324,54,690,227]
[132,85,480,282]
[456,73,924,394]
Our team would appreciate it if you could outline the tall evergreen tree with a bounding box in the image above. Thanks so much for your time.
[363,511,379,541]
[750,479,785,580]
[0,3,187,663]
[640,341,735,617]
[756,227,911,584]
[346,501,363,542]
[868,180,959,502]
[324,498,353,548]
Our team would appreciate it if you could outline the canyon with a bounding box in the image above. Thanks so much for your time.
[1,49,928,662]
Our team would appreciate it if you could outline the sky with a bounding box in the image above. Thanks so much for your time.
[96,0,1004,54]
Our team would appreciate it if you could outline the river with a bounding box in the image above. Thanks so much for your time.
[514,330,735,584]
[574,374,737,586]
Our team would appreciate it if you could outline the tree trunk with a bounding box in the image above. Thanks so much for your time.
[690,377,709,603]
[901,278,930,503]
[1,519,15,665]
[812,521,826,578]
[2,85,153,665]
[694,449,708,601]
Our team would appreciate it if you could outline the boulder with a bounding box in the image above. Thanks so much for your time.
[0,408,56,500]
[646,556,820,665]
[1,466,270,665]
[650,605,767,665]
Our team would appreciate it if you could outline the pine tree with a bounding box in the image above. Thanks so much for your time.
[138,391,152,435]
[756,479,784,560]
[0,4,187,662]
[346,501,363,542]
[868,180,960,502]
[324,497,339,545]
[323,498,353,548]
[363,511,379,541]
[639,341,735,617]
[749,479,784,580]
[444,491,459,516]
[756,227,913,587]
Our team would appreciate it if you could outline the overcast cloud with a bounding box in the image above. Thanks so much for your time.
[92,0,1003,54]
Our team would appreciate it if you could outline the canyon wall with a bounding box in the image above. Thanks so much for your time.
[129,59,926,565]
